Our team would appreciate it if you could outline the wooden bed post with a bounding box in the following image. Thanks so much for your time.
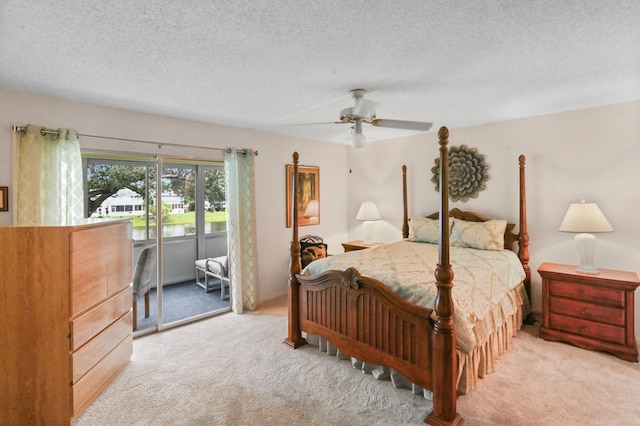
[283,152,306,349]
[518,155,531,299]
[427,127,463,426]
[402,165,409,239]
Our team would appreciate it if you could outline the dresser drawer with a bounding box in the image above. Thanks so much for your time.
[72,311,132,383]
[549,297,625,326]
[72,286,132,350]
[72,335,132,419]
[549,279,624,307]
[549,313,625,345]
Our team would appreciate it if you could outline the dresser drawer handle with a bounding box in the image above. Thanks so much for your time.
[580,308,591,317]
[579,289,588,297]
[579,326,588,334]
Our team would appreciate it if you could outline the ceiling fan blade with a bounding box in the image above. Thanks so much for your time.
[370,119,433,131]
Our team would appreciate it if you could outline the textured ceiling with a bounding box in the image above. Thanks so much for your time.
[1,1,639,145]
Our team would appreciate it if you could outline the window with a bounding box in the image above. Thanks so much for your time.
[203,167,226,233]
[83,155,225,241]
[161,165,195,236]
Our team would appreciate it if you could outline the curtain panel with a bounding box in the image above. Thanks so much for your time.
[16,125,84,226]
[224,148,258,313]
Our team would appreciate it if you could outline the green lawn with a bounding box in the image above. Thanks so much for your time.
[108,211,227,229]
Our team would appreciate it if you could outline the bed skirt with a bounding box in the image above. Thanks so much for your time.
[305,282,529,397]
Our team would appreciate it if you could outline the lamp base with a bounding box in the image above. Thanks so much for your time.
[575,265,600,274]
[362,220,375,245]
[574,233,600,274]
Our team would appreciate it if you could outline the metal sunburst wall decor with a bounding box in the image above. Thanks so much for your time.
[431,144,489,202]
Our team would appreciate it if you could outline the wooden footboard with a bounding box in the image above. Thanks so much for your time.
[297,268,434,390]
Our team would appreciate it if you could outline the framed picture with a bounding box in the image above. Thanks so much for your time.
[286,164,319,227]
[0,186,7,211]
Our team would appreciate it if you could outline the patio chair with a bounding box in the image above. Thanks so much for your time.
[195,256,230,300]
[132,244,157,330]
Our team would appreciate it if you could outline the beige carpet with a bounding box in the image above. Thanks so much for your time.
[75,298,640,426]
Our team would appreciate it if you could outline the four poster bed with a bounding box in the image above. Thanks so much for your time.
[283,127,530,425]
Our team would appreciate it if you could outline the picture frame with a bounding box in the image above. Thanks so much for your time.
[286,164,319,227]
[0,186,7,211]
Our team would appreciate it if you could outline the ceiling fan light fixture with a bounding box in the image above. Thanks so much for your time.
[351,130,366,149]
[351,119,366,148]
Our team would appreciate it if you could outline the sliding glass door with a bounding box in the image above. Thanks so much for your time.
[157,160,230,329]
[83,154,230,335]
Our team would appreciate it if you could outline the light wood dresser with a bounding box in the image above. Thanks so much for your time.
[538,262,639,362]
[0,220,133,424]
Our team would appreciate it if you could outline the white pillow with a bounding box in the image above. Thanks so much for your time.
[450,218,506,251]
[408,217,452,244]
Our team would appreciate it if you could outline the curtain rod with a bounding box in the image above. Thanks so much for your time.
[11,125,258,156]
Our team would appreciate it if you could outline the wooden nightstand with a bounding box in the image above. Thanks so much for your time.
[341,240,383,252]
[538,262,639,362]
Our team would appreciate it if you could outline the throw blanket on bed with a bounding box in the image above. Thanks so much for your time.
[303,240,526,354]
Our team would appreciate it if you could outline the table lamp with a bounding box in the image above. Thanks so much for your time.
[356,201,381,244]
[559,200,613,274]
[303,199,319,222]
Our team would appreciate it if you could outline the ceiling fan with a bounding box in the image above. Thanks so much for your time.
[308,89,433,148]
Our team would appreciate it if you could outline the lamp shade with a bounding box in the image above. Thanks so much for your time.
[559,202,613,233]
[303,199,319,218]
[356,201,381,221]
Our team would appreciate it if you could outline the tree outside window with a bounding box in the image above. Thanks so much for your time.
[85,158,226,240]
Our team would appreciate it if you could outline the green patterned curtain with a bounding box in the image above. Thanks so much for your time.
[224,148,258,312]
[16,125,84,225]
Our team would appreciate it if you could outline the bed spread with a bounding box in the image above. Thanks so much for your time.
[303,240,526,354]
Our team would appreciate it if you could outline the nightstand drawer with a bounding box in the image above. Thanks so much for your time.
[549,297,625,326]
[549,313,625,345]
[549,279,624,307]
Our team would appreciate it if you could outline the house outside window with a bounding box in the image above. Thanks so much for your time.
[83,155,226,241]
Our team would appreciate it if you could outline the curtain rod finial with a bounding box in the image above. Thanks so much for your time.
[12,124,26,134]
